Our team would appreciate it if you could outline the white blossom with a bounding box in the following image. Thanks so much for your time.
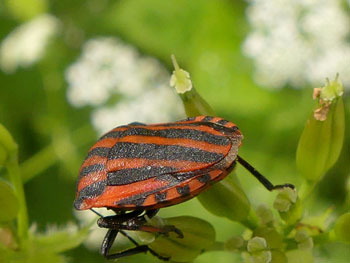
[0,14,60,73]
[243,0,350,89]
[66,38,171,107]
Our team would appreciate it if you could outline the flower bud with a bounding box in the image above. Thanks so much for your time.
[296,76,345,182]
[334,212,350,244]
[274,188,302,225]
[256,204,274,225]
[246,237,272,263]
[295,229,313,250]
[170,55,215,116]
[253,226,283,250]
[149,216,215,262]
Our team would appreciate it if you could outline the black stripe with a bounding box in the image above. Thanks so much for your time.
[147,122,238,134]
[201,116,214,122]
[218,119,229,125]
[176,185,190,197]
[197,173,211,184]
[102,127,229,146]
[107,166,178,185]
[155,192,167,202]
[74,180,106,209]
[86,147,110,159]
[79,164,105,177]
[177,117,196,122]
[108,142,225,163]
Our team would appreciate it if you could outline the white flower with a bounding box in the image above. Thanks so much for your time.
[0,14,60,73]
[66,37,185,134]
[243,0,350,89]
[66,37,171,107]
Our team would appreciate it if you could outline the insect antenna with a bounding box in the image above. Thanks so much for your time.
[90,208,104,218]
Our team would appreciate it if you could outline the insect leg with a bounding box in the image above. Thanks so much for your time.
[97,210,143,228]
[115,214,183,238]
[119,230,170,261]
[237,155,295,191]
[101,229,150,260]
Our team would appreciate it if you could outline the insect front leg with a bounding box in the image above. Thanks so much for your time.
[101,229,150,260]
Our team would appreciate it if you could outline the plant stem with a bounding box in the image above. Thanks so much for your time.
[6,153,28,242]
[299,180,317,201]
[20,125,94,183]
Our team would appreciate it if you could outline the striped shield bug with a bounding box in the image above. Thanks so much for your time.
[74,115,294,260]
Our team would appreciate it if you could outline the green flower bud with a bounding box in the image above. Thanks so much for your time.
[319,75,344,101]
[224,235,244,251]
[170,55,215,116]
[334,212,350,243]
[197,173,250,222]
[295,229,313,250]
[247,237,268,252]
[296,76,345,183]
[286,249,314,263]
[271,250,287,263]
[273,188,297,212]
[170,55,193,94]
[274,188,302,225]
[149,216,215,262]
[256,204,274,225]
[246,237,271,263]
[253,226,283,250]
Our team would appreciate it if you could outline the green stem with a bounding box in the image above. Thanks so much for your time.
[6,153,28,242]
[21,145,56,183]
[299,180,317,201]
[20,124,94,183]
[240,212,258,230]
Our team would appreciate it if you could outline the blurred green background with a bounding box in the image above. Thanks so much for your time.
[0,0,349,262]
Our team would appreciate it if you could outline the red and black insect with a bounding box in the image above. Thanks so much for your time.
[74,116,294,260]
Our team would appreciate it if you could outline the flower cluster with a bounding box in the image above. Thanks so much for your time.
[243,0,350,89]
[65,37,184,134]
[0,14,59,73]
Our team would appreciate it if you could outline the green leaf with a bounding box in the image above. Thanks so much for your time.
[30,221,93,253]
[0,179,19,222]
[149,216,215,262]
[197,173,250,222]
[296,98,345,182]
